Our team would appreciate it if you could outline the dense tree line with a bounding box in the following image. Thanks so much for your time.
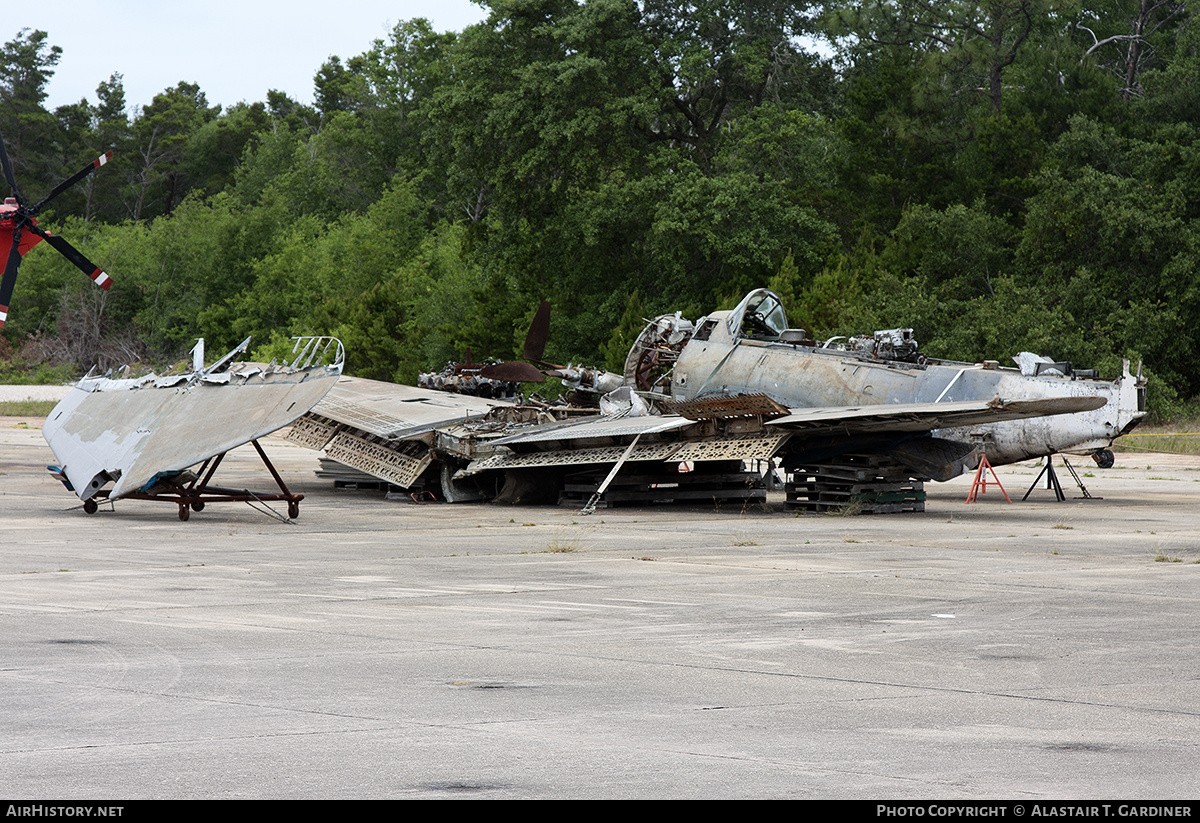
[1,0,1197,416]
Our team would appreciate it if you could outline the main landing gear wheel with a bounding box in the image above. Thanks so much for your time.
[178,504,190,521]
[82,499,98,515]
[1092,449,1115,469]
[191,500,205,511]
[288,500,300,519]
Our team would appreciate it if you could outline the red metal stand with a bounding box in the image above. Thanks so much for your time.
[83,439,303,521]
[965,453,1011,504]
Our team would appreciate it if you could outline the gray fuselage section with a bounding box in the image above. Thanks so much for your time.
[670,300,1143,466]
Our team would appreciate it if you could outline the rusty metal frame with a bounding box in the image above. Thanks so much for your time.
[83,439,303,522]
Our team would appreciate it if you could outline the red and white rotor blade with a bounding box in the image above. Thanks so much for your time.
[29,225,112,289]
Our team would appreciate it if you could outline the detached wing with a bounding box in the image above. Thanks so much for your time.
[44,363,343,501]
[284,375,516,489]
[764,396,1106,432]
[462,395,1107,476]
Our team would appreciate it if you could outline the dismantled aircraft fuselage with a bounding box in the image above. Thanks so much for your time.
[289,289,1145,511]
[626,289,1145,468]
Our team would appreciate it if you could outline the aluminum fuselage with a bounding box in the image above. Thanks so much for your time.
[670,304,1144,466]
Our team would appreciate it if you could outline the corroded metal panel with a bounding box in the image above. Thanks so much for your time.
[322,431,433,489]
[671,433,790,461]
[284,414,340,450]
[661,393,788,420]
[462,442,685,473]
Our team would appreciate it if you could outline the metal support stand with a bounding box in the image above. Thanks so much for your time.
[84,439,303,521]
[1022,455,1065,502]
[580,434,641,515]
[1061,457,1098,499]
[1022,455,1099,501]
[966,454,1011,504]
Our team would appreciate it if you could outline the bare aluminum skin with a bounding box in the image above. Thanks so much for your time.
[284,289,1142,495]
[669,289,1145,466]
[44,338,344,502]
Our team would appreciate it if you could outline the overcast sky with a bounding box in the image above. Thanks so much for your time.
[9,1,490,113]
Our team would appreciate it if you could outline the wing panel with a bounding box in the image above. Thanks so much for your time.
[44,367,342,500]
[767,397,1106,433]
[322,430,433,488]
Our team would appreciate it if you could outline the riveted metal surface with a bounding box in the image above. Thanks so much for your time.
[284,414,340,450]
[322,431,433,489]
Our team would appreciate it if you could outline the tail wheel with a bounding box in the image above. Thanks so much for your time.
[1091,449,1115,469]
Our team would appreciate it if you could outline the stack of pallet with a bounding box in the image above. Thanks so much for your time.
[558,462,766,509]
[785,454,925,514]
[314,457,400,492]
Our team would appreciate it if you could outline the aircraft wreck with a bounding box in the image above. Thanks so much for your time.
[44,337,344,520]
[286,289,1142,513]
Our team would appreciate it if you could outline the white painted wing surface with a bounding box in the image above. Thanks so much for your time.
[308,375,510,438]
[44,367,342,501]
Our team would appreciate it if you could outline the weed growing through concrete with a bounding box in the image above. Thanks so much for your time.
[545,526,593,553]
[546,536,578,553]
[826,500,864,517]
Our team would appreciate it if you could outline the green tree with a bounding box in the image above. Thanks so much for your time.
[129,82,220,219]
[1075,0,1188,100]
[0,29,62,187]
[831,0,1072,116]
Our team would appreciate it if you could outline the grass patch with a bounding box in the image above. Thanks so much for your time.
[825,500,865,517]
[1118,419,1200,455]
[0,399,57,417]
[544,528,585,553]
[1154,550,1183,563]
[0,360,77,385]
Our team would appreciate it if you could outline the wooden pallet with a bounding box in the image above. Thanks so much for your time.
[785,454,925,514]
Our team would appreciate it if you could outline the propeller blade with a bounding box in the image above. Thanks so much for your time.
[31,151,113,214]
[26,224,112,289]
[0,228,22,328]
[0,127,22,203]
[522,301,551,363]
[480,361,547,384]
